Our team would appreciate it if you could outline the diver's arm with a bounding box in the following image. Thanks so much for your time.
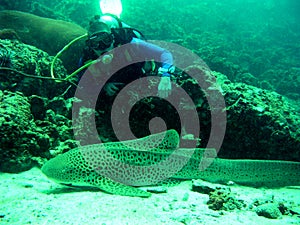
[131,38,173,97]
[131,38,173,76]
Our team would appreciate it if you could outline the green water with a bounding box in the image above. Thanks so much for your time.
[2,0,298,99]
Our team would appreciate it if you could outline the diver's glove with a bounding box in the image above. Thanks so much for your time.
[157,66,174,98]
[158,76,171,98]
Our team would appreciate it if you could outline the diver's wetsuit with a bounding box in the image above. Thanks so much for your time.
[79,36,173,84]
[76,33,174,141]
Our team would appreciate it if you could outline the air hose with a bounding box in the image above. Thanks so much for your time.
[50,33,88,80]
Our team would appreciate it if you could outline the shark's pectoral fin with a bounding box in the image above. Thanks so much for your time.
[84,173,151,197]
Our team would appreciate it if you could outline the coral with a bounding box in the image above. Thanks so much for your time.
[0,2,299,173]
[0,39,79,173]
[0,39,74,98]
[251,197,297,218]
[0,48,15,68]
[0,90,45,172]
[207,187,245,211]
[218,75,300,161]
[0,90,77,172]
[94,65,300,161]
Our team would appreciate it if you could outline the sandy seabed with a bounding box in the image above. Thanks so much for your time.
[0,168,299,225]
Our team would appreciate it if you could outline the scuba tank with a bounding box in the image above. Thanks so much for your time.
[99,13,146,40]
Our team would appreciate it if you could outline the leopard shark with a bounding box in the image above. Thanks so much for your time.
[42,130,300,197]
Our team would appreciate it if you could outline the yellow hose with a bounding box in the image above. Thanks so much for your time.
[50,33,88,80]
[63,59,98,81]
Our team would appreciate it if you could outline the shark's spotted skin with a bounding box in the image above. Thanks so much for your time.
[42,150,152,197]
[42,130,179,197]
[174,158,300,187]
[42,130,300,197]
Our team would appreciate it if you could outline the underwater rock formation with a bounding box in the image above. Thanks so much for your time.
[0,90,77,172]
[255,203,282,219]
[0,90,42,172]
[218,72,300,161]
[0,35,299,172]
[0,10,87,72]
[0,40,77,172]
[207,187,245,211]
[0,39,75,98]
[98,66,300,161]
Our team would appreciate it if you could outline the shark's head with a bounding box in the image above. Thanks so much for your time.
[41,149,92,186]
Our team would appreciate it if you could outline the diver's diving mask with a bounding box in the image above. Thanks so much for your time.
[87,32,113,51]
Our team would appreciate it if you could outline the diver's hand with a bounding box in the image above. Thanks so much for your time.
[104,83,121,96]
[158,76,171,98]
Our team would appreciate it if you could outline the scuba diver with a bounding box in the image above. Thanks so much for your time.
[79,14,174,98]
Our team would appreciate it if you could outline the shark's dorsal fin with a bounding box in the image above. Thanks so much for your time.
[101,129,179,151]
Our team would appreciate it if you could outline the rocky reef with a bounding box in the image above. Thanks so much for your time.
[100,67,300,161]
[217,72,300,161]
[0,10,299,172]
[0,39,77,172]
[191,179,299,219]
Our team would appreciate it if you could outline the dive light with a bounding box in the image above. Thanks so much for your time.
[100,0,123,18]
